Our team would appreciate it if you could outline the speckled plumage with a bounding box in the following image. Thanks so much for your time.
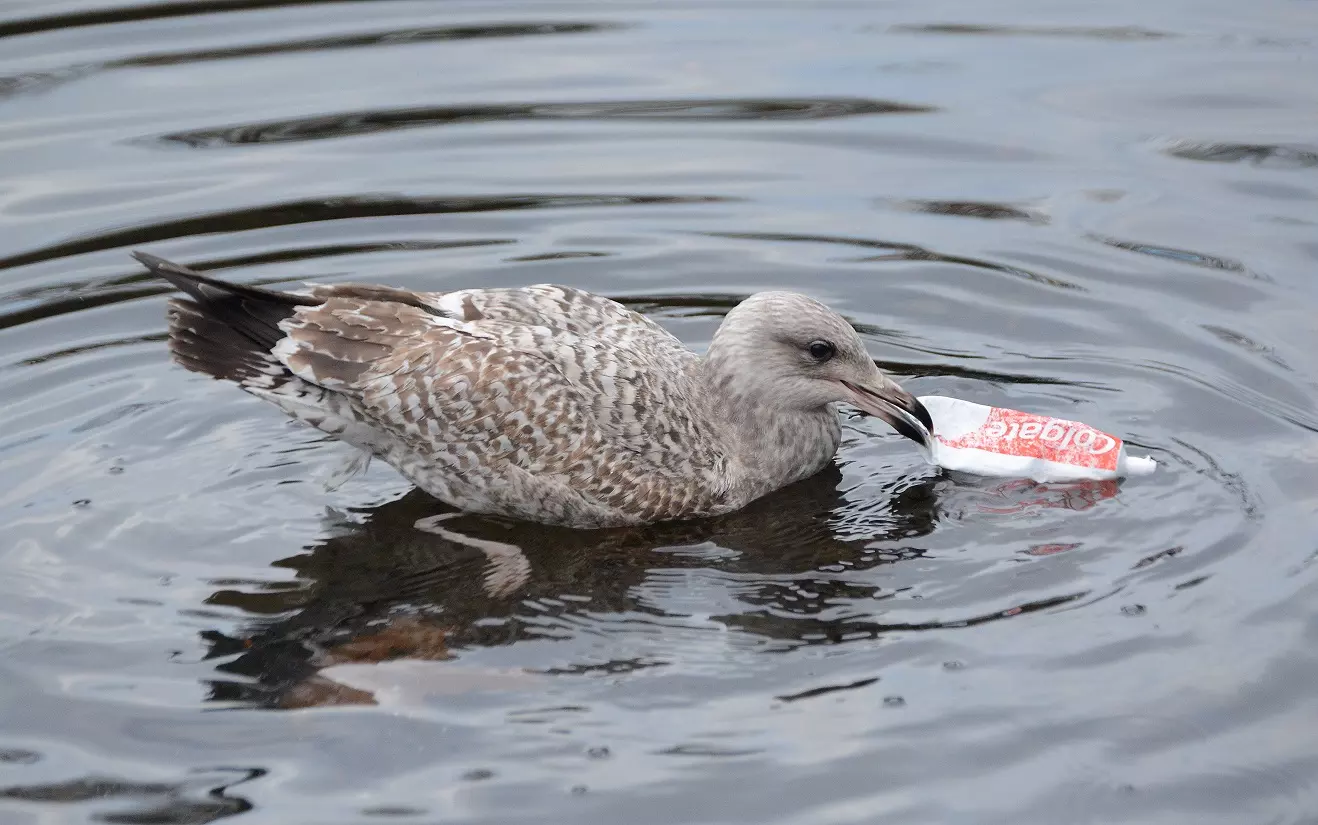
[140,251,930,529]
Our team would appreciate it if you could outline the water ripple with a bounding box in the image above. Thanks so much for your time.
[0,767,263,823]
[154,98,936,148]
[702,231,1085,290]
[775,676,880,702]
[2,240,506,303]
[725,591,1090,646]
[0,68,89,100]
[123,21,621,67]
[886,198,1049,224]
[1089,233,1263,278]
[1201,324,1293,372]
[0,21,623,100]
[1160,139,1318,169]
[889,23,1175,40]
[0,193,731,272]
[0,0,374,39]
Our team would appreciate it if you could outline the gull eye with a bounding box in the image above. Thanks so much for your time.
[807,340,836,361]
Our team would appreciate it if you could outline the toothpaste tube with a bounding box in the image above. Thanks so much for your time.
[916,395,1157,482]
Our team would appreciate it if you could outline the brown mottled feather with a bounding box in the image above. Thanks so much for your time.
[270,297,731,526]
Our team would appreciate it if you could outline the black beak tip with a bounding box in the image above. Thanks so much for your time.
[889,417,927,446]
[910,396,934,436]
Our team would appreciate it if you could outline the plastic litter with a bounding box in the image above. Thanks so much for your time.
[916,395,1157,482]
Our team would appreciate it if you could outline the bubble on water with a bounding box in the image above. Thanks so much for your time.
[72,499,90,508]
[571,785,589,795]
[883,695,906,707]
[462,769,495,781]
[942,660,964,671]
[1121,604,1147,617]
[587,746,611,759]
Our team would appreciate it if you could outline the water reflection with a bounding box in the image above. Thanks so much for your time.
[199,467,1115,709]
[202,466,891,707]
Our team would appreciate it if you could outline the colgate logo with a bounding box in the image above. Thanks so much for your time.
[937,408,1122,470]
[980,419,1117,455]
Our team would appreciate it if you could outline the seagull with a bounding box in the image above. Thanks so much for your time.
[137,251,932,530]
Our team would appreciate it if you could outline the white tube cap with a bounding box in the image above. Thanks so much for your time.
[1122,455,1158,476]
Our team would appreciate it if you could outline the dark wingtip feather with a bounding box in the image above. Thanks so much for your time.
[133,249,318,307]
[135,249,320,355]
[166,298,284,385]
[133,249,213,303]
[138,249,323,386]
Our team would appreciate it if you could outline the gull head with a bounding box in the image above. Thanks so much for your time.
[707,291,933,446]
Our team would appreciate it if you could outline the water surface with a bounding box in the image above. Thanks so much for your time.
[2,1,1318,823]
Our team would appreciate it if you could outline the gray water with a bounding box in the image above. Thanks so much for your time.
[2,1,1317,823]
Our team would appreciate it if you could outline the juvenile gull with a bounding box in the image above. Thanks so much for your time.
[137,251,932,529]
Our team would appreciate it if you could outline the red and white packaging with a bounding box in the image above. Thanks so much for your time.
[917,396,1157,482]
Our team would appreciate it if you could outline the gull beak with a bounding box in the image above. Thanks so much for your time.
[841,377,934,447]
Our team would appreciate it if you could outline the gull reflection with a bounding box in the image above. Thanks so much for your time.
[199,467,1117,708]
